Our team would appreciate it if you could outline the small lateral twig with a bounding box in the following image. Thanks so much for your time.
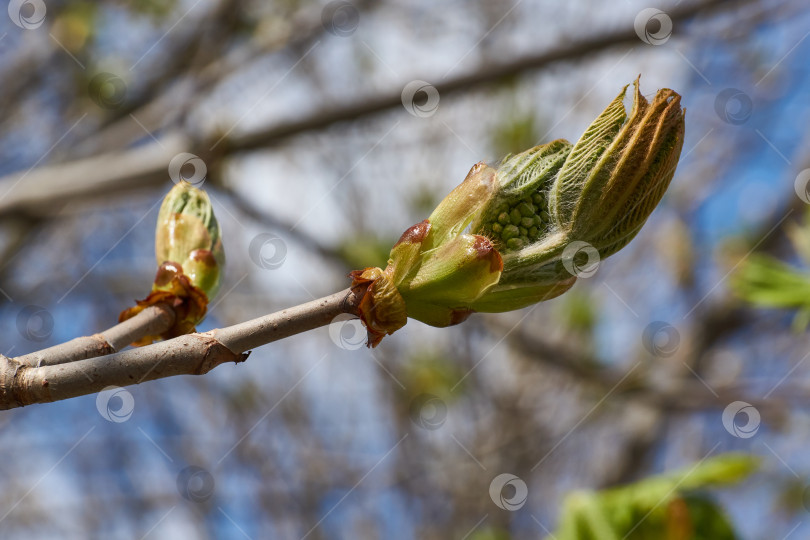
[14,303,176,367]
[0,288,361,410]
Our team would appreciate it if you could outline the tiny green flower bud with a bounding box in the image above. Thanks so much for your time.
[502,225,520,240]
[507,238,524,251]
[518,202,534,217]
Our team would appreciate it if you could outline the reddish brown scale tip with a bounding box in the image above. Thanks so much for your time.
[393,219,431,247]
[466,161,487,176]
[154,261,182,287]
[449,309,474,326]
[189,249,216,265]
[471,235,504,273]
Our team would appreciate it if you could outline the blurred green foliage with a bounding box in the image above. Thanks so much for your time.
[401,348,467,399]
[733,210,810,331]
[337,234,395,269]
[556,288,598,336]
[549,453,758,540]
[491,113,540,159]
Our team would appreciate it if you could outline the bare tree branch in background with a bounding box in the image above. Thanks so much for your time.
[0,0,747,218]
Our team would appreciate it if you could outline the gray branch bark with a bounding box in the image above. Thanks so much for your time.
[0,288,360,410]
[14,303,176,367]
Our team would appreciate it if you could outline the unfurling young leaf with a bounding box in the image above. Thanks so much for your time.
[351,77,686,346]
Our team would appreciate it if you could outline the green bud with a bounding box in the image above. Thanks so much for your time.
[351,78,685,344]
[473,77,685,308]
[155,181,225,299]
[119,182,225,345]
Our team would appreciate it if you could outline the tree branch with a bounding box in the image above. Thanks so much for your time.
[14,303,176,367]
[0,288,360,410]
[0,0,742,217]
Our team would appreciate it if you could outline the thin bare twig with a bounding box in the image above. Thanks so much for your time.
[0,288,360,410]
[14,303,176,367]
